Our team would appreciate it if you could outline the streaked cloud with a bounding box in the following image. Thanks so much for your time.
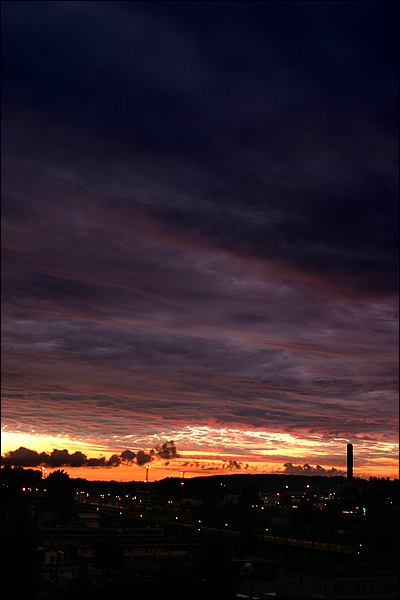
[1,1,398,478]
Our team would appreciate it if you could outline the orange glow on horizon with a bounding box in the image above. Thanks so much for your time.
[5,459,397,482]
[1,430,398,481]
[0,431,110,457]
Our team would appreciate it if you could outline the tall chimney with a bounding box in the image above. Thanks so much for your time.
[347,443,353,485]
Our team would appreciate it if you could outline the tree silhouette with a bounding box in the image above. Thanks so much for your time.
[2,483,40,597]
[44,469,75,513]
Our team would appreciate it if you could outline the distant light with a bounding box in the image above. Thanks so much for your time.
[306,485,310,488]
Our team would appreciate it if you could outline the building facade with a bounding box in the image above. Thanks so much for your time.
[276,563,398,599]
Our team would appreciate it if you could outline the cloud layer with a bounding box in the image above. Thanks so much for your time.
[282,463,344,477]
[1,2,398,476]
[1,441,179,468]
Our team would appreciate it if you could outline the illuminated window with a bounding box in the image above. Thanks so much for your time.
[312,578,326,592]
[334,582,338,595]
[312,578,318,589]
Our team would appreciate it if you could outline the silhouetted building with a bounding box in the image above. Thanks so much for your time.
[347,443,353,485]
[38,526,199,565]
[276,562,398,599]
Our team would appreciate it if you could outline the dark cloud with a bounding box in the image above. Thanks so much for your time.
[223,460,242,470]
[1,443,179,469]
[180,460,243,472]
[0,446,46,468]
[135,450,153,467]
[282,463,345,477]
[86,457,107,468]
[120,449,136,464]
[1,2,398,476]
[48,449,75,468]
[2,1,398,297]
[68,451,88,468]
[154,441,179,461]
[107,454,122,468]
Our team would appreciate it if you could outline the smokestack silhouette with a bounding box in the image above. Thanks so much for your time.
[347,443,353,485]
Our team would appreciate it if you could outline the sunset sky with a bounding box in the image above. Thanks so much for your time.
[2,1,398,482]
